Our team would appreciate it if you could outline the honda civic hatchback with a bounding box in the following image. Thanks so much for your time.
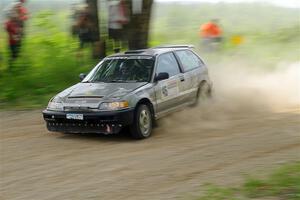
[43,45,212,139]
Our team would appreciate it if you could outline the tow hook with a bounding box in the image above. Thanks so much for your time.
[106,124,112,134]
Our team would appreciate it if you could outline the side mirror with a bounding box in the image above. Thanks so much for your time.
[155,72,169,82]
[79,73,86,81]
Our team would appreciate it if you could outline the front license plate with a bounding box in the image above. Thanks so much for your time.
[66,113,84,120]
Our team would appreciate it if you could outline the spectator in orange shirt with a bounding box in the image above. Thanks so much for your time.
[199,19,223,51]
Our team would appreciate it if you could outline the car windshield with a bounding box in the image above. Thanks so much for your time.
[85,58,154,83]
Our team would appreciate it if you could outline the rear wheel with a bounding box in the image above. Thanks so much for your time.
[130,104,153,139]
[192,82,211,106]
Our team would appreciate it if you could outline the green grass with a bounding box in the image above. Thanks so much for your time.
[243,163,300,199]
[196,185,237,200]
[196,162,300,200]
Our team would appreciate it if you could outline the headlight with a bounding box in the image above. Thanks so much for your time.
[47,97,64,111]
[99,101,129,110]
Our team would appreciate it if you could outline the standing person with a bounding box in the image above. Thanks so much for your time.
[15,0,28,38]
[108,0,129,53]
[71,4,84,37]
[5,13,22,63]
[0,36,3,68]
[199,19,223,52]
[72,5,94,60]
[77,7,93,49]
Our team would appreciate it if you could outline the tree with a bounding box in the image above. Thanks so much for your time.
[86,0,153,57]
[127,0,154,50]
[86,0,105,58]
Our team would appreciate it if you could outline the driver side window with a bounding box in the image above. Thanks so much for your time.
[156,53,180,77]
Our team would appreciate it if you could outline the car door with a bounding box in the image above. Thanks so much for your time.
[154,52,185,114]
[174,50,206,102]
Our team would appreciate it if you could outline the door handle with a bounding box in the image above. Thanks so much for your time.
[180,76,185,82]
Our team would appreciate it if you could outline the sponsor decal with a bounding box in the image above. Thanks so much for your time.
[161,79,179,99]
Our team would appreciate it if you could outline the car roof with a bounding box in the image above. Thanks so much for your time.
[107,45,195,58]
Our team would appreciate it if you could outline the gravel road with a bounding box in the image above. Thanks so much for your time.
[1,63,299,200]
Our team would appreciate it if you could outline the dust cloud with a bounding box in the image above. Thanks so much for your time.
[159,61,300,133]
[211,61,300,111]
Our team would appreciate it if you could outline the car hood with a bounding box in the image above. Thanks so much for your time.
[55,82,146,109]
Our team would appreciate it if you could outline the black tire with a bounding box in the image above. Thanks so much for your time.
[130,104,153,139]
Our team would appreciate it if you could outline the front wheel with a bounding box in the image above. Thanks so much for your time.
[130,104,153,139]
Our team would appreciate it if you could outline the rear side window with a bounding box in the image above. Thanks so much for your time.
[156,53,180,77]
[175,50,203,72]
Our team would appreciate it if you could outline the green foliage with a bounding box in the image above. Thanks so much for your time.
[0,11,97,109]
[196,162,300,200]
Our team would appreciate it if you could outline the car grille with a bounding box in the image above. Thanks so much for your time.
[46,121,122,134]
[43,114,116,123]
[44,115,122,134]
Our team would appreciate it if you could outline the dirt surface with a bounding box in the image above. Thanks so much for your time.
[1,64,300,200]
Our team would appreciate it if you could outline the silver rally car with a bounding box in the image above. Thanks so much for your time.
[43,45,212,139]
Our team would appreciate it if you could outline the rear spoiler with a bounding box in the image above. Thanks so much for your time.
[153,45,195,49]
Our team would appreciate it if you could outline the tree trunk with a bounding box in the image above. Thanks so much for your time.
[86,0,106,59]
[127,0,153,50]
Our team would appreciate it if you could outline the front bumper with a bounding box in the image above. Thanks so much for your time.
[43,108,134,134]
